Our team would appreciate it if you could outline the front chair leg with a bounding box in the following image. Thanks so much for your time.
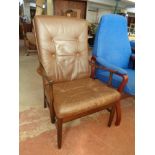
[108,105,115,127]
[26,49,29,56]
[57,118,62,149]
[115,101,121,126]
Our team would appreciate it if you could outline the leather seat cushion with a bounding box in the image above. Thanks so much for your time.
[53,78,121,118]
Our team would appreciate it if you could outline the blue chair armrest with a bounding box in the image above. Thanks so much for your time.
[96,57,127,75]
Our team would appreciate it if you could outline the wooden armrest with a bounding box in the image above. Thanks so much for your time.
[37,64,53,85]
[90,56,128,93]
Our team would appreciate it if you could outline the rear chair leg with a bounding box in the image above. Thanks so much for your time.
[108,105,115,127]
[57,118,62,149]
[44,94,47,108]
[49,101,55,124]
[115,101,121,126]
[43,85,47,108]
[26,49,29,56]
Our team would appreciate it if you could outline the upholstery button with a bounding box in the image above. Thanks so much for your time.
[76,52,80,56]
[51,53,55,57]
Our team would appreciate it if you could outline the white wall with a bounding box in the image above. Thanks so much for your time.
[86,10,98,23]
[86,1,135,23]
[126,7,135,13]
[98,9,113,21]
[86,1,114,23]
[23,1,31,22]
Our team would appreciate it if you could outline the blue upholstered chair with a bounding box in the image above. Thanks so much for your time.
[92,14,135,95]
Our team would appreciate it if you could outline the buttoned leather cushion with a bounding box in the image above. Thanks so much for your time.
[53,78,121,118]
[34,16,90,83]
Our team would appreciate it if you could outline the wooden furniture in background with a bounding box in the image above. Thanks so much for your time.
[128,16,135,27]
[54,0,87,19]
[61,9,81,18]
[21,22,37,55]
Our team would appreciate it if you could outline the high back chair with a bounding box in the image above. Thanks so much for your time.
[34,16,123,149]
[93,14,135,95]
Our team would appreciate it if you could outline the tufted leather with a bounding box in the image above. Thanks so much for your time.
[53,78,120,118]
[34,16,90,83]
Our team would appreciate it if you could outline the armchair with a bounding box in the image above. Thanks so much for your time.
[21,22,37,55]
[34,16,124,149]
[93,14,135,95]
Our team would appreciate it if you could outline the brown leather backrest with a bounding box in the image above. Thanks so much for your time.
[34,16,89,83]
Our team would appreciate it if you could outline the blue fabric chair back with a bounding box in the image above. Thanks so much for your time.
[93,14,132,68]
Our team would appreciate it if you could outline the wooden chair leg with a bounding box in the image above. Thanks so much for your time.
[26,51,29,56]
[49,102,55,124]
[57,118,62,149]
[115,101,121,126]
[44,93,47,108]
[108,105,115,127]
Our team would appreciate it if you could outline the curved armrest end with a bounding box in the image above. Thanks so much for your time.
[90,56,129,93]
[37,65,53,85]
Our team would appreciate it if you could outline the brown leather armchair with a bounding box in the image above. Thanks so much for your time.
[34,16,124,149]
